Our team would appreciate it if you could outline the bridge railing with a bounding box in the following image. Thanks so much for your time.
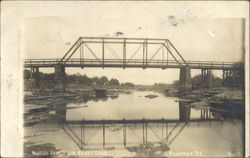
[24,58,242,69]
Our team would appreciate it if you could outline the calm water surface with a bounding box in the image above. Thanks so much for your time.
[66,91,201,120]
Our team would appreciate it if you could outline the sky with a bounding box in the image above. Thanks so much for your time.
[21,3,245,85]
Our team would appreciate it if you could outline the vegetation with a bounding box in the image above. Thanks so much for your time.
[24,70,134,89]
[172,74,223,89]
[25,69,242,91]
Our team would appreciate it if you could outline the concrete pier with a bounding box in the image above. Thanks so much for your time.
[30,67,40,89]
[179,101,191,122]
[201,68,212,88]
[179,66,192,92]
[54,65,66,91]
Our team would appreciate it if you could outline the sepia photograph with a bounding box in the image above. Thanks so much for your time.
[1,1,249,158]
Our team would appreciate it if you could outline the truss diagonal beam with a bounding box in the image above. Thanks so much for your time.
[163,123,179,142]
[128,126,142,142]
[64,41,84,64]
[149,45,164,62]
[148,125,162,141]
[105,43,121,59]
[86,128,99,143]
[59,37,81,64]
[168,124,186,145]
[83,42,102,63]
[127,44,143,63]
[163,43,180,65]
[166,40,188,66]
[62,125,82,149]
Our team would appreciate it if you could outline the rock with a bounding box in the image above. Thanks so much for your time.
[145,94,159,99]
[214,90,243,100]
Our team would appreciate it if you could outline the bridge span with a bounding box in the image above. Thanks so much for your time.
[24,58,241,70]
[24,37,244,91]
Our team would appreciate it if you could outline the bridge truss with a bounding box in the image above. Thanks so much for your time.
[59,37,188,68]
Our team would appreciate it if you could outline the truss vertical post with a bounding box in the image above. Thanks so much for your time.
[81,119,83,150]
[81,119,85,150]
[145,39,148,66]
[103,119,105,149]
[162,45,164,66]
[102,38,105,68]
[123,118,126,147]
[123,39,126,68]
[82,42,84,65]
[161,122,164,140]
[145,121,148,143]
[166,123,168,144]
[80,41,84,66]
[166,43,169,67]
[143,41,145,66]
[142,118,145,144]
[80,41,82,65]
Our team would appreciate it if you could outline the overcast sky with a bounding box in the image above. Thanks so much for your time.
[21,3,244,84]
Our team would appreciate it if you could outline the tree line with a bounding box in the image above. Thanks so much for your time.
[172,74,223,89]
[24,70,135,87]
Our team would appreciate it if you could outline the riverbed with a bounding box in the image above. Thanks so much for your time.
[24,90,244,157]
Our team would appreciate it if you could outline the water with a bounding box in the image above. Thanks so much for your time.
[66,91,201,120]
[25,90,244,157]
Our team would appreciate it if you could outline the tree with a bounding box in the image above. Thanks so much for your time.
[100,76,109,86]
[192,75,202,89]
[108,78,120,86]
[92,77,100,86]
[124,82,134,87]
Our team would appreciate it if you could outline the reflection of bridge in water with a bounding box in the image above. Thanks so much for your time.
[51,101,220,151]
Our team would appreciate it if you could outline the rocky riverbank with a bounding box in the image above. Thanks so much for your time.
[164,87,245,120]
[23,88,127,127]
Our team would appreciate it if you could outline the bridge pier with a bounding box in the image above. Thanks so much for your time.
[201,68,212,88]
[222,69,244,87]
[222,69,232,87]
[30,67,40,89]
[54,65,66,91]
[179,101,191,122]
[179,67,192,92]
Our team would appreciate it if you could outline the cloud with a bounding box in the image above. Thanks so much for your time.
[114,32,124,36]
[168,15,184,26]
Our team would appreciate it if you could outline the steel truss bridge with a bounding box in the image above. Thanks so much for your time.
[24,37,244,91]
[24,37,242,70]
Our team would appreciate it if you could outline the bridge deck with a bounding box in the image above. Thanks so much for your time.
[62,118,221,125]
[24,58,242,70]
